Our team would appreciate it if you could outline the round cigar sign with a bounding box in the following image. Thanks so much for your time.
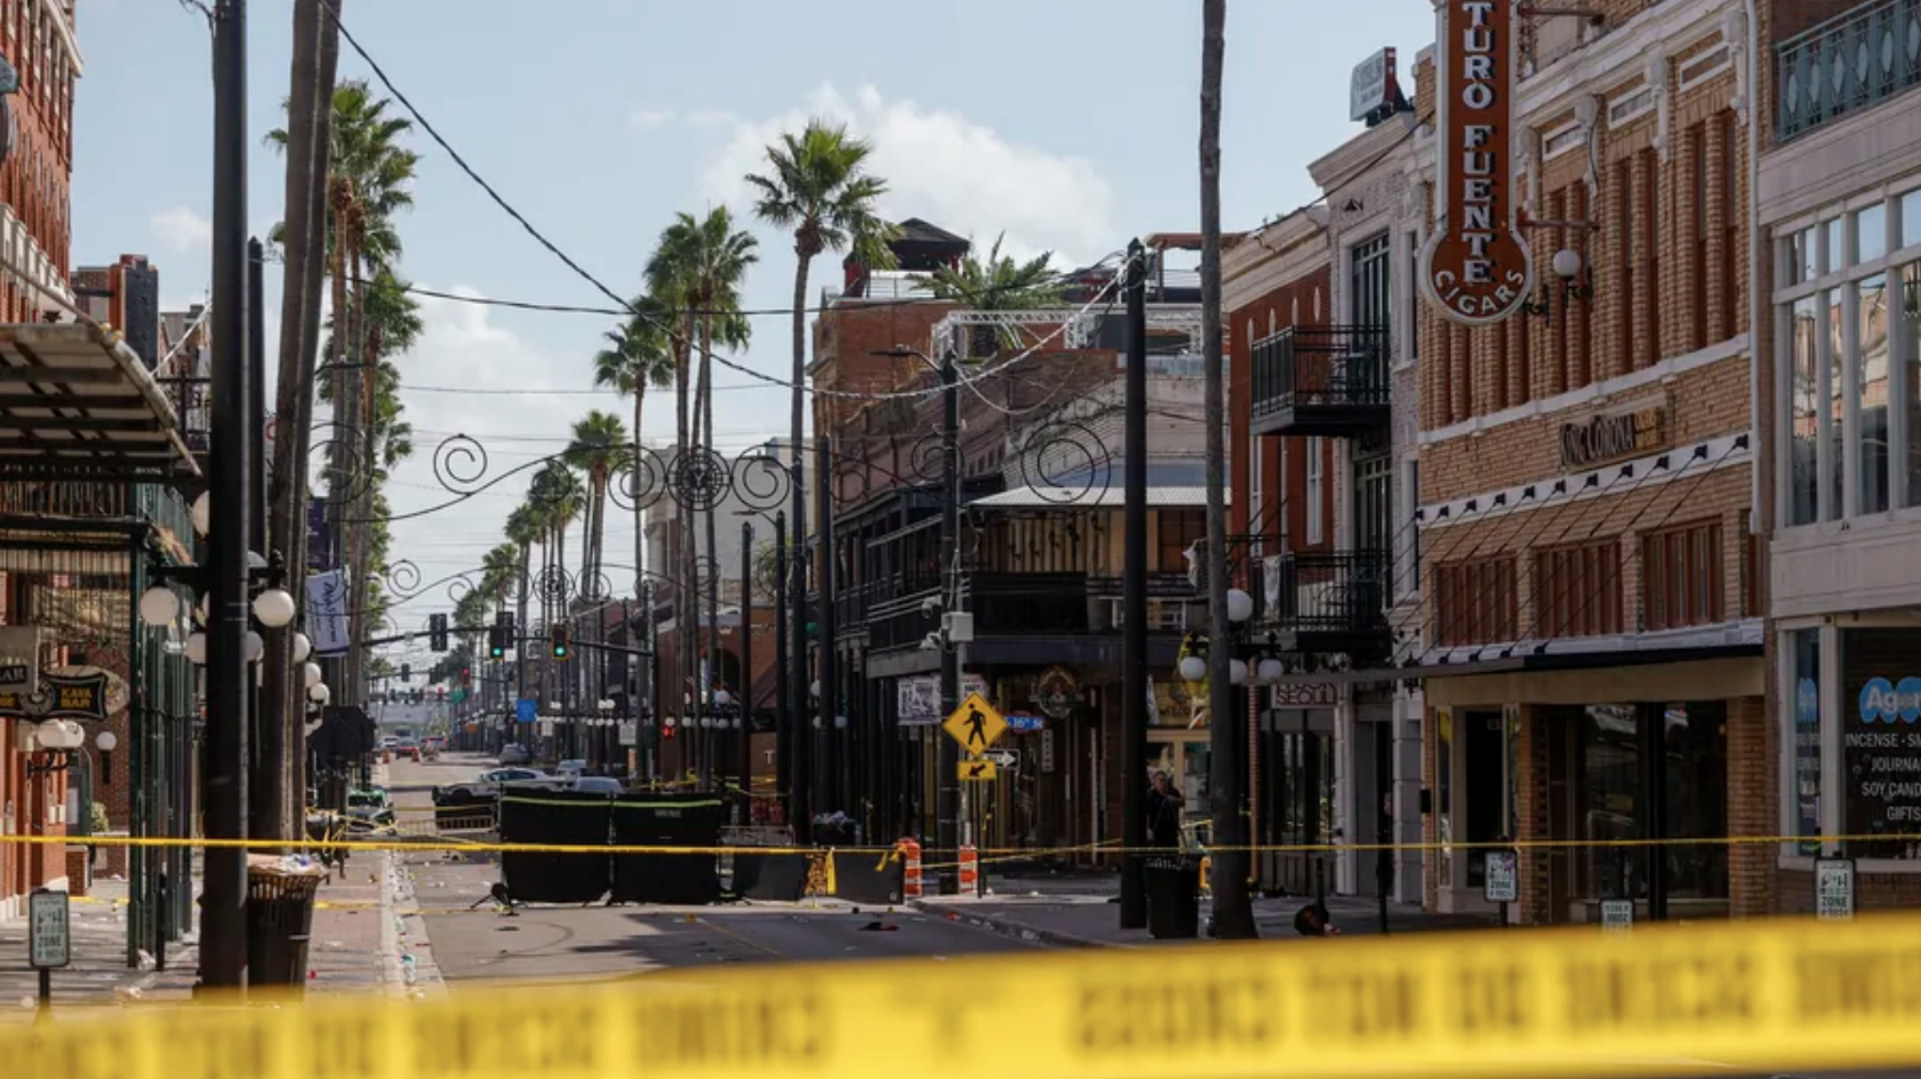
[1418,0,1535,325]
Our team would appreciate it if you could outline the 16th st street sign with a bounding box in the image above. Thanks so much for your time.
[1419,0,1535,326]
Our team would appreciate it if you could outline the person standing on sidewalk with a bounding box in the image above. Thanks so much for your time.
[1145,770,1185,848]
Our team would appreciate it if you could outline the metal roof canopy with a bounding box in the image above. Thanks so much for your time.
[0,321,199,480]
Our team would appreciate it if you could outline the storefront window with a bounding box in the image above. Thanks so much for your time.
[1839,628,1921,861]
[1789,628,1822,855]
[1574,703,1730,905]
[1436,709,1452,886]
[1828,288,1847,516]
[1581,705,1641,900]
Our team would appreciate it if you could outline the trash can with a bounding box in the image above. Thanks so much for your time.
[246,859,325,991]
[1143,854,1201,940]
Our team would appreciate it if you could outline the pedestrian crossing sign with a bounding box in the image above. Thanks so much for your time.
[958,758,999,782]
[943,692,1007,757]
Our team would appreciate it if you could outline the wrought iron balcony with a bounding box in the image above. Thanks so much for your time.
[1261,549,1392,658]
[1777,0,1921,144]
[1248,325,1390,437]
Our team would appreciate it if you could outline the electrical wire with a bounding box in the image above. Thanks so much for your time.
[316,0,1123,406]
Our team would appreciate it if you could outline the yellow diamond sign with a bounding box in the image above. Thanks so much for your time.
[943,692,1007,757]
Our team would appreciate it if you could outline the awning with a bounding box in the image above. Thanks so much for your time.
[970,484,1225,509]
[0,321,200,480]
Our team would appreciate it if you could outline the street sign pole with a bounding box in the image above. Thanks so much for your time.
[29,888,70,1024]
[944,693,1008,899]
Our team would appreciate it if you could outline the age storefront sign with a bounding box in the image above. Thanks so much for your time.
[1419,0,1535,326]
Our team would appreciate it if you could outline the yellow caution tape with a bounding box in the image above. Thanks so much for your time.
[8,912,1921,1078]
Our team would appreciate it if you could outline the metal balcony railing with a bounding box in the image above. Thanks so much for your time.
[1248,325,1390,437]
[1777,0,1921,143]
[1263,549,1392,647]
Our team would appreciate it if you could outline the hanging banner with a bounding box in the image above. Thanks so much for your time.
[1418,0,1535,325]
[307,503,334,570]
[306,569,352,656]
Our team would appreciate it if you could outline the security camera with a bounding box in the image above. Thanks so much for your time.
[921,595,943,614]
[920,632,942,652]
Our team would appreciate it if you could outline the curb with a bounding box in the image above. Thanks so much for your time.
[908,900,1135,950]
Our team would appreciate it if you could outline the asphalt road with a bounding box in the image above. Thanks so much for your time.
[384,754,1053,990]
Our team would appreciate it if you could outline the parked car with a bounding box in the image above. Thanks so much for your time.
[394,740,422,762]
[431,767,562,804]
[555,759,588,777]
[569,776,623,795]
[497,744,532,765]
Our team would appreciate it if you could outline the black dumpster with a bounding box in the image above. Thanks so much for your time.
[830,849,904,906]
[611,794,725,904]
[1143,855,1201,940]
[499,789,614,903]
[245,859,325,991]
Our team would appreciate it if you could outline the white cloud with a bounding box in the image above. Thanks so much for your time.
[628,108,676,130]
[150,206,212,253]
[699,83,1117,267]
[684,108,737,127]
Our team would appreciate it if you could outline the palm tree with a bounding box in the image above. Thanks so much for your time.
[480,543,521,610]
[563,410,633,595]
[915,232,1064,358]
[504,504,544,692]
[594,295,677,599]
[269,80,420,707]
[745,122,895,810]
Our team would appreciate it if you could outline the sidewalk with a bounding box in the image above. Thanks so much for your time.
[917,874,1497,948]
[0,847,441,1022]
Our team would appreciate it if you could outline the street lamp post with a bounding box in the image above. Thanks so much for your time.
[203,0,251,992]
[739,520,755,799]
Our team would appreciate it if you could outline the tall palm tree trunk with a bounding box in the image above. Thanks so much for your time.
[786,244,813,831]
[632,389,647,775]
[1199,0,1254,939]
[698,314,723,788]
[677,311,701,783]
[323,190,356,703]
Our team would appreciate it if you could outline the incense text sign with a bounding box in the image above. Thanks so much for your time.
[1419,0,1535,326]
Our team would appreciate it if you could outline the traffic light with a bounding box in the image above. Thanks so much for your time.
[428,612,448,652]
[487,623,507,660]
[461,667,473,686]
[437,686,446,702]
[401,663,411,682]
[550,623,571,661]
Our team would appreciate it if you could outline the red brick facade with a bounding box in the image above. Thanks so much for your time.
[0,0,77,322]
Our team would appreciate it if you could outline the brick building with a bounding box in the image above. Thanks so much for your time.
[1412,0,1764,924]
[0,0,78,321]
[1760,0,1921,909]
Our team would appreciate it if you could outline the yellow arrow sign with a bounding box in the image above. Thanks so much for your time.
[943,692,1007,757]
[958,758,998,782]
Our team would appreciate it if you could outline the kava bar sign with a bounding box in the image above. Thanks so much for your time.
[1419,0,1535,326]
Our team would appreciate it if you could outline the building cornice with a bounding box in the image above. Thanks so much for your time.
[1223,209,1329,312]
[1308,121,1413,194]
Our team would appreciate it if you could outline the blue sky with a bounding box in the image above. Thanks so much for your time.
[70,0,1434,642]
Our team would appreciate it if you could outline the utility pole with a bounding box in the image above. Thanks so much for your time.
[265,0,340,837]
[772,511,789,804]
[1200,0,1256,938]
[1118,240,1150,929]
[740,520,755,795]
[788,457,811,838]
[203,0,251,990]
[937,349,962,892]
[816,437,838,813]
[247,237,275,839]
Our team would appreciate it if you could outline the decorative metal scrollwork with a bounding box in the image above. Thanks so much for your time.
[308,419,381,507]
[1013,420,1113,505]
[430,433,491,495]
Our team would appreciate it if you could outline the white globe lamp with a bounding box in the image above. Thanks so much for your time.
[243,631,264,663]
[1256,657,1286,684]
[1178,654,1207,682]
[1225,588,1254,624]
[1228,658,1248,686]
[191,491,211,536]
[184,632,208,665]
[252,588,297,628]
[291,632,312,662]
[96,730,118,753]
[302,661,323,687]
[138,586,181,628]
[309,683,331,704]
